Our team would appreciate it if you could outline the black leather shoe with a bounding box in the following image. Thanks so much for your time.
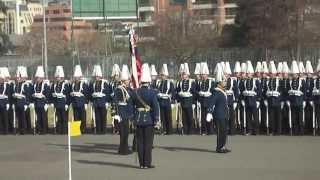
[145,165,155,169]
[216,148,231,153]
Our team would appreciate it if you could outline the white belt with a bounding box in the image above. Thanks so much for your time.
[13,93,26,99]
[32,93,45,99]
[288,90,303,96]
[178,92,192,98]
[266,91,280,97]
[158,93,171,99]
[92,92,106,98]
[70,92,84,97]
[0,94,8,99]
[199,91,212,97]
[52,93,66,98]
[243,90,257,97]
[118,102,128,106]
[313,89,320,96]
[226,90,233,96]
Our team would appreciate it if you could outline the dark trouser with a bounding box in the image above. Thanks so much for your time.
[73,107,86,133]
[269,106,282,134]
[94,107,107,134]
[216,118,228,151]
[136,126,154,167]
[260,103,267,131]
[119,119,130,155]
[228,105,236,134]
[8,107,14,133]
[160,105,172,135]
[56,108,68,134]
[26,108,32,133]
[291,106,304,135]
[281,103,290,133]
[16,107,27,134]
[304,103,313,133]
[316,104,320,131]
[182,106,193,135]
[0,107,9,134]
[246,106,259,134]
[35,107,48,134]
[201,106,213,135]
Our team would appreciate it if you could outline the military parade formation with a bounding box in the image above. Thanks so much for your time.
[0,60,320,139]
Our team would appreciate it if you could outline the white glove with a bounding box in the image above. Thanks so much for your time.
[206,113,213,122]
[241,100,245,107]
[192,104,196,110]
[286,101,290,107]
[171,104,175,109]
[65,105,69,111]
[256,102,260,109]
[113,115,121,122]
[84,104,88,110]
[233,103,237,110]
[155,121,161,130]
[264,100,268,107]
[310,101,314,107]
[50,103,54,108]
[105,103,109,110]
[44,104,48,111]
[6,104,9,111]
[24,105,28,111]
[303,101,306,108]
[281,102,284,109]
[29,103,34,109]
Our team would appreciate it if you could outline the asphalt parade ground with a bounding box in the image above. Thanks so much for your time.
[0,134,320,180]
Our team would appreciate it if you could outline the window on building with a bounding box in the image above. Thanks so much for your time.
[45,10,49,14]
[53,10,60,14]
[63,9,71,13]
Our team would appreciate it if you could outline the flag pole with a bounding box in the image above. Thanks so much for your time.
[68,123,72,180]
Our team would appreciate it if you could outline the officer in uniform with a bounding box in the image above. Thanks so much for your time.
[51,66,70,134]
[207,63,231,153]
[194,63,202,133]
[225,62,239,135]
[266,61,282,135]
[238,62,247,134]
[90,65,112,134]
[313,60,320,135]
[12,66,31,134]
[176,63,196,135]
[241,61,261,135]
[156,64,175,135]
[260,61,269,133]
[0,68,11,134]
[31,66,50,134]
[110,64,122,134]
[280,62,291,133]
[131,63,160,169]
[113,65,134,155]
[150,64,158,89]
[70,65,89,133]
[288,61,306,135]
[304,61,315,134]
[233,61,242,132]
[198,62,214,135]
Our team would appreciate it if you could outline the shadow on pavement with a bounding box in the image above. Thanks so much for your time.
[77,160,138,169]
[155,146,215,153]
[46,143,120,155]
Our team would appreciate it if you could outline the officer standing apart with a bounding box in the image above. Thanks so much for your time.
[207,63,231,153]
[132,63,160,169]
[0,68,11,135]
[113,65,134,155]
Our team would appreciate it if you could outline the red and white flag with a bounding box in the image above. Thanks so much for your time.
[129,29,142,89]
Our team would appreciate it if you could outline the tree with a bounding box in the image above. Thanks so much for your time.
[0,0,12,56]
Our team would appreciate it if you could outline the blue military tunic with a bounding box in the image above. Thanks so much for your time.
[113,85,134,120]
[156,79,175,107]
[305,77,314,102]
[225,77,239,106]
[242,78,261,108]
[313,78,320,105]
[176,79,196,108]
[90,80,112,108]
[197,78,215,108]
[51,80,70,109]
[266,78,281,107]
[0,82,11,109]
[132,86,160,127]
[70,81,89,108]
[13,81,31,108]
[31,81,50,108]
[209,88,229,121]
[289,78,306,107]
[280,78,290,103]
